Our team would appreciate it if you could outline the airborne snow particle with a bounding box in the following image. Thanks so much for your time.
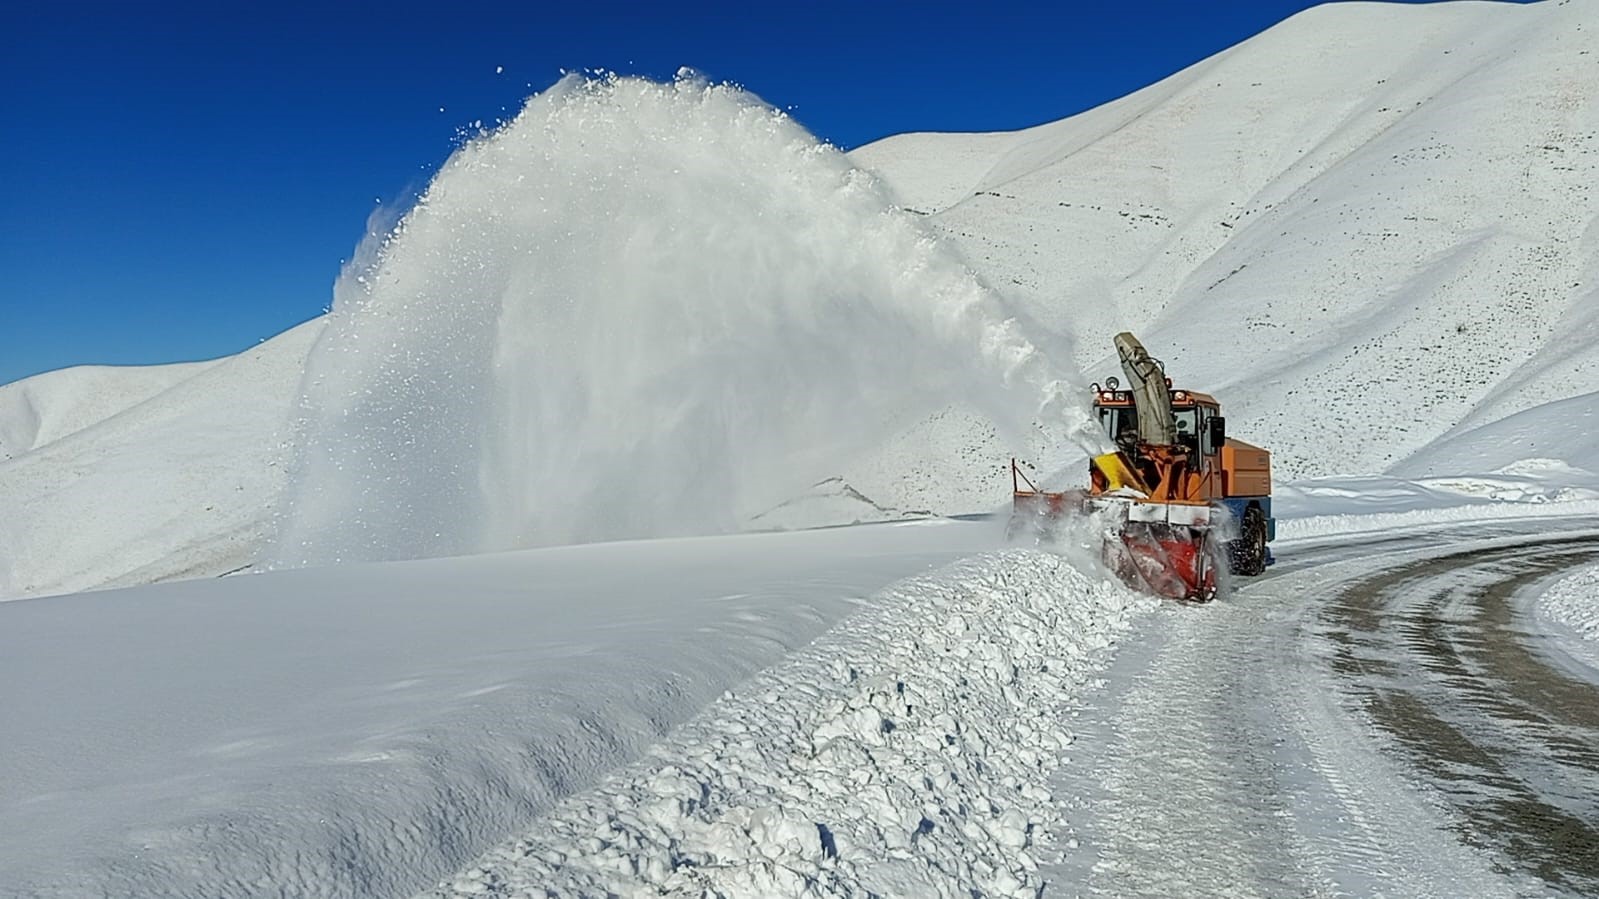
[277,73,1082,564]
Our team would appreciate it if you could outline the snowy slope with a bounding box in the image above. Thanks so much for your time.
[1395,387,1599,479]
[0,358,217,460]
[0,319,322,598]
[852,0,1599,482]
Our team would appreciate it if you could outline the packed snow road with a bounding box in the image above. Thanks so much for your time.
[1324,532,1599,896]
[1048,518,1599,899]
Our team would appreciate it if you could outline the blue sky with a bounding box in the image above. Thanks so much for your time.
[0,1,1510,385]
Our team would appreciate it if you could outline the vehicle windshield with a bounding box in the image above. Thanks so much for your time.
[1099,403,1206,449]
[1098,405,1138,444]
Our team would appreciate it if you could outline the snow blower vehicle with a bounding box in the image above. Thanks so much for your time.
[1011,332,1274,601]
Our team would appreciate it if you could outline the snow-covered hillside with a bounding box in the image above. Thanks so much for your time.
[854,0,1599,482]
[0,320,322,597]
[0,358,216,460]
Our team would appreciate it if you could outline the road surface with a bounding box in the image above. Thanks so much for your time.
[1045,518,1599,898]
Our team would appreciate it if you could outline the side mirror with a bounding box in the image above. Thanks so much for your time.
[1209,415,1227,448]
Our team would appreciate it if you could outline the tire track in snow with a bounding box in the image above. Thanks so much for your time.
[1326,533,1599,896]
[1050,590,1333,897]
[1046,523,1599,898]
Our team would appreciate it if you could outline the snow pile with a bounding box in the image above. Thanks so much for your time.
[276,72,1090,568]
[1276,492,1599,544]
[1274,464,1599,543]
[425,550,1152,899]
[1537,563,1599,646]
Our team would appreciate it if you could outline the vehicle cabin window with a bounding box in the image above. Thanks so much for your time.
[1173,407,1198,439]
[1097,401,1217,457]
[1196,404,1220,456]
[1098,405,1138,444]
[1175,405,1212,464]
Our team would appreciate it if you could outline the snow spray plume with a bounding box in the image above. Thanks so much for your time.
[274,72,1095,567]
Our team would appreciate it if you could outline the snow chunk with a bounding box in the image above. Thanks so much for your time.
[1538,564,1599,648]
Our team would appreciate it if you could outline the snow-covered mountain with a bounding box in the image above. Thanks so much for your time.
[852,0,1599,482]
[3,0,1595,602]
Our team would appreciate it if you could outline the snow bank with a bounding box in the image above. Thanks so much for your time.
[1275,473,1599,544]
[1395,391,1599,485]
[425,550,1152,899]
[276,71,1093,569]
[1538,564,1599,646]
[0,520,1014,898]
